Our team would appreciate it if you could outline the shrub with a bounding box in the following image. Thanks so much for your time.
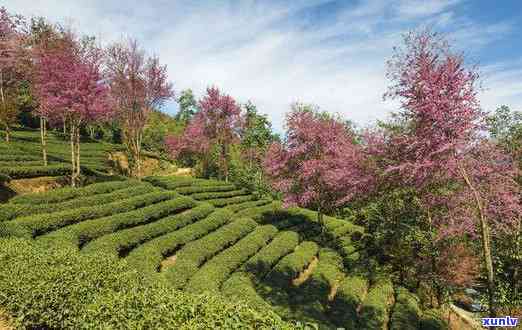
[163,217,257,289]
[0,237,294,329]
[185,225,278,293]
[10,180,133,204]
[0,183,155,222]
[390,287,421,330]
[40,195,195,248]
[242,231,299,278]
[207,194,256,207]
[144,176,222,190]
[267,241,319,286]
[0,164,71,179]
[358,277,395,330]
[189,189,251,201]
[304,248,344,302]
[175,184,236,195]
[225,198,272,213]
[0,190,174,238]
[126,209,232,276]
[0,154,40,161]
[82,203,215,257]
[0,173,10,183]
[222,272,273,310]
[236,201,283,222]
[419,309,449,330]
[0,160,47,167]
[331,275,369,329]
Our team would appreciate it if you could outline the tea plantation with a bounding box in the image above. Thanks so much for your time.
[0,174,449,329]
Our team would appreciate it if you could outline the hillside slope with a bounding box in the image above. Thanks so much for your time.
[0,175,449,329]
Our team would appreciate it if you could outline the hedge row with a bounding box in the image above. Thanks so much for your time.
[40,195,195,248]
[330,275,369,329]
[207,194,257,207]
[82,203,215,257]
[0,183,155,222]
[0,160,48,167]
[242,231,300,278]
[175,184,237,195]
[0,154,40,161]
[144,176,222,190]
[390,287,421,330]
[224,198,272,213]
[358,277,395,330]
[0,164,71,179]
[185,225,278,293]
[189,189,251,201]
[163,217,258,289]
[304,248,344,302]
[0,237,295,329]
[267,241,319,286]
[419,309,449,330]
[126,209,232,276]
[0,173,10,183]
[10,180,133,204]
[0,190,174,238]
[236,201,284,222]
[221,272,273,310]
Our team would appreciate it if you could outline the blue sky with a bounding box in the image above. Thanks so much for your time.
[4,0,522,131]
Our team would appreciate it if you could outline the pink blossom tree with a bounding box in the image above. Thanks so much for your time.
[263,104,373,231]
[34,33,112,187]
[105,39,174,177]
[382,30,522,316]
[0,7,26,142]
[166,87,242,181]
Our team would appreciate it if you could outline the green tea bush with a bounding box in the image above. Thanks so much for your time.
[0,173,10,183]
[0,154,40,161]
[0,237,294,329]
[358,277,395,330]
[0,183,155,221]
[186,225,278,293]
[10,180,133,204]
[0,190,174,238]
[242,231,299,278]
[189,189,250,201]
[267,241,319,286]
[82,203,214,257]
[164,217,258,289]
[225,198,272,213]
[126,209,232,275]
[331,275,369,329]
[40,195,195,248]
[419,309,449,330]
[304,248,344,302]
[207,194,256,207]
[0,160,46,167]
[175,184,237,195]
[0,164,71,179]
[236,201,283,221]
[390,287,421,330]
[144,176,222,190]
[222,272,273,310]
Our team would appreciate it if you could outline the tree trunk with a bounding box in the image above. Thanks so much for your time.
[317,205,325,238]
[458,162,496,319]
[76,126,81,182]
[222,143,229,183]
[4,124,9,142]
[0,70,7,143]
[70,124,76,187]
[63,119,66,135]
[40,117,48,166]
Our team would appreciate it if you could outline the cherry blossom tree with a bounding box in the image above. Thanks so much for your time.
[166,87,242,181]
[382,30,522,316]
[34,32,112,187]
[264,104,373,231]
[105,39,174,177]
[0,7,26,142]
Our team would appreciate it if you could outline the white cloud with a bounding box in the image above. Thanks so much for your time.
[3,0,519,131]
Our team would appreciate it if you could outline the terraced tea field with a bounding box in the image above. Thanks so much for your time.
[0,129,122,182]
[0,175,447,329]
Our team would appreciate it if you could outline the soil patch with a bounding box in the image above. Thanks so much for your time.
[292,256,318,286]
[160,255,177,271]
[5,176,64,196]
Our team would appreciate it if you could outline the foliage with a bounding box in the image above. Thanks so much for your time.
[267,241,319,286]
[175,88,198,124]
[142,109,183,155]
[358,277,395,330]
[264,105,372,231]
[0,237,294,329]
[390,287,421,330]
[105,38,174,177]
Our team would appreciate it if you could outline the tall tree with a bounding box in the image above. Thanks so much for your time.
[105,39,174,177]
[240,101,274,167]
[0,7,26,142]
[383,30,522,316]
[264,106,372,232]
[34,32,112,187]
[176,89,198,124]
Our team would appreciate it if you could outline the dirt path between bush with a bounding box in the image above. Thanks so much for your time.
[160,255,177,271]
[292,256,318,286]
